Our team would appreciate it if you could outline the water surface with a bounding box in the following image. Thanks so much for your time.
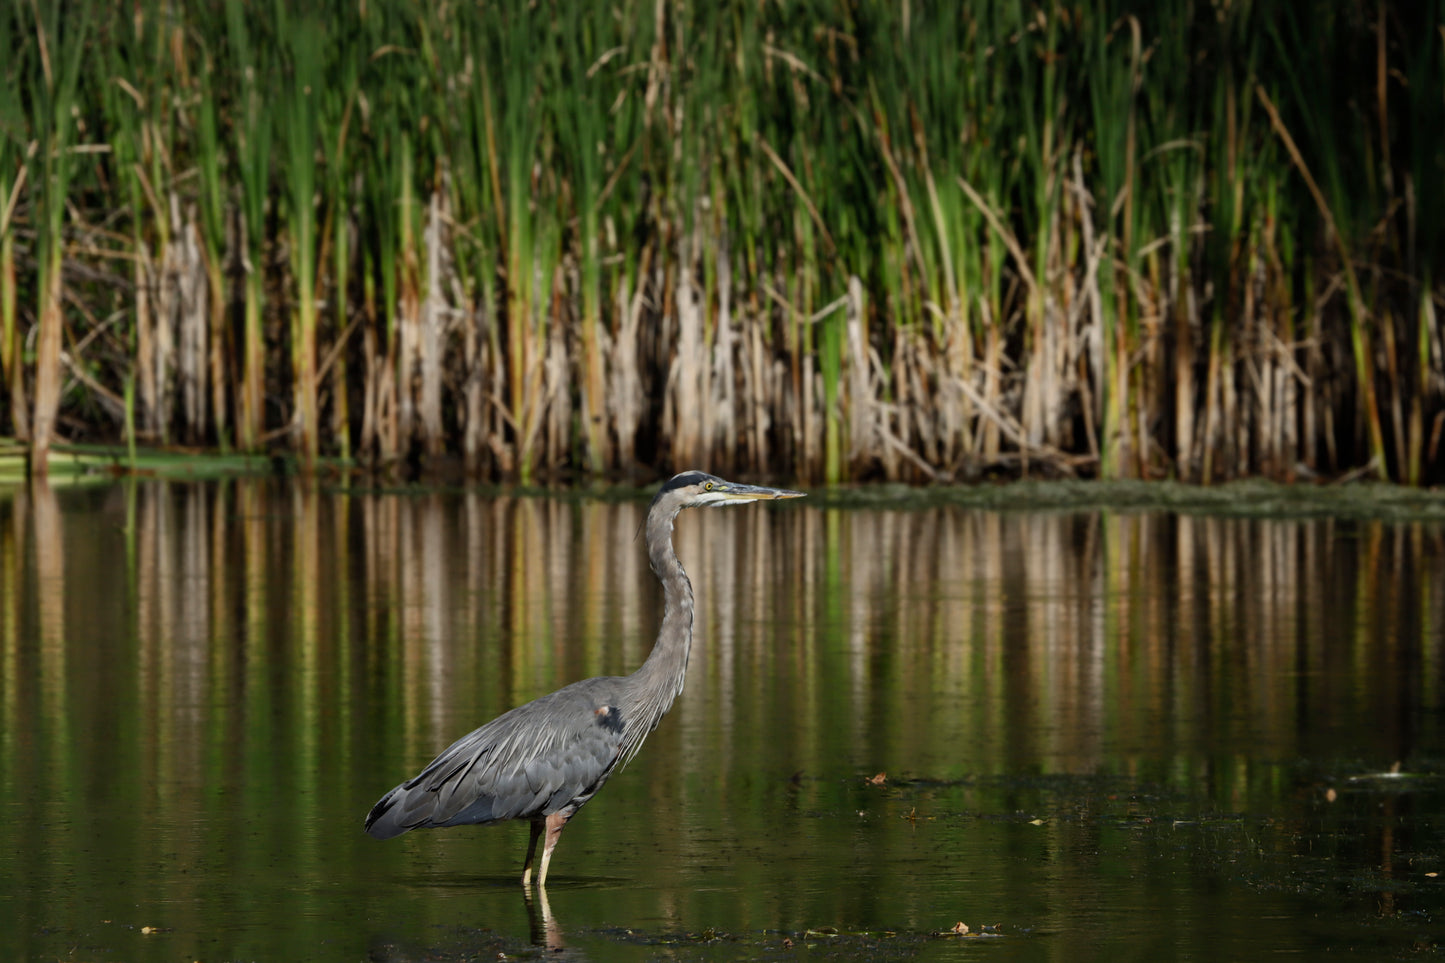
[1,480,1442,960]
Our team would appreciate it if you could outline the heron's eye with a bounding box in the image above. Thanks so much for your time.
[704,482,713,491]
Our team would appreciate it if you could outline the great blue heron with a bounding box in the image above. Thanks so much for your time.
[364,471,805,888]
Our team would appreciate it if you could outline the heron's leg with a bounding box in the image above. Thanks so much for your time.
[521,818,545,887]
[535,811,571,888]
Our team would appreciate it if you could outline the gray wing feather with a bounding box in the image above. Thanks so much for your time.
[364,677,629,839]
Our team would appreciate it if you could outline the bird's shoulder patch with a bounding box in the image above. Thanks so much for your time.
[593,705,624,735]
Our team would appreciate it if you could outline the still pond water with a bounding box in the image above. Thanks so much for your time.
[1,479,1444,961]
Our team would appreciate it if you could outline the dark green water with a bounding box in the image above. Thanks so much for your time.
[1,480,1443,961]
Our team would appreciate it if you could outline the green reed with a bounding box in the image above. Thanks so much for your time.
[549,2,614,475]
[100,16,146,451]
[355,4,421,466]
[429,4,498,472]
[21,0,91,475]
[1268,5,1383,480]
[195,34,230,451]
[104,0,172,443]
[318,21,360,466]
[277,5,323,465]
[0,5,27,442]
[1404,11,1445,484]
[1084,9,1143,478]
[495,2,550,482]
[224,0,272,453]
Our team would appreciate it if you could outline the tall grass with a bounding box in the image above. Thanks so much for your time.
[20,0,92,476]
[354,5,418,467]
[224,0,271,454]
[277,6,324,465]
[317,17,360,465]
[104,0,169,444]
[2,0,1443,485]
[0,5,28,442]
[550,2,612,476]
[194,32,230,450]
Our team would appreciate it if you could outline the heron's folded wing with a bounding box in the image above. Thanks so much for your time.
[430,682,628,825]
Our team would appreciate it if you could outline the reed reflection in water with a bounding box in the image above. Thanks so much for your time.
[0,479,1442,961]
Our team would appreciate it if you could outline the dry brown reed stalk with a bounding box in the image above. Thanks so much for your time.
[543,267,571,469]
[607,242,648,474]
[975,316,1004,465]
[417,189,447,457]
[1067,152,1106,469]
[461,282,490,475]
[576,277,609,476]
[235,211,264,454]
[667,216,706,468]
[203,264,226,448]
[30,259,64,475]
[173,204,208,445]
[735,301,763,475]
[709,239,739,476]
[360,304,399,472]
[395,159,420,459]
[151,215,179,441]
[0,141,28,443]
[843,274,876,472]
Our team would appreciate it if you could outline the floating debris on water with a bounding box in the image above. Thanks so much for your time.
[932,921,1004,939]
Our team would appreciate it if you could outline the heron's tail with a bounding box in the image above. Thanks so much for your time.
[364,785,413,839]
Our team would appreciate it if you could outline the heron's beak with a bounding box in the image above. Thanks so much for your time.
[717,482,806,502]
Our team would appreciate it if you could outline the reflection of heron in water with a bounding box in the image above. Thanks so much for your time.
[525,885,564,951]
[365,471,805,888]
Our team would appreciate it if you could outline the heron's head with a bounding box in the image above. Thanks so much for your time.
[651,471,806,513]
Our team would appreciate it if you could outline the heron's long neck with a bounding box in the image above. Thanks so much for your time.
[631,507,694,725]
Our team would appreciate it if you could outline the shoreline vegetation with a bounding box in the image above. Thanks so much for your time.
[0,1,1442,484]
[11,442,1445,529]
